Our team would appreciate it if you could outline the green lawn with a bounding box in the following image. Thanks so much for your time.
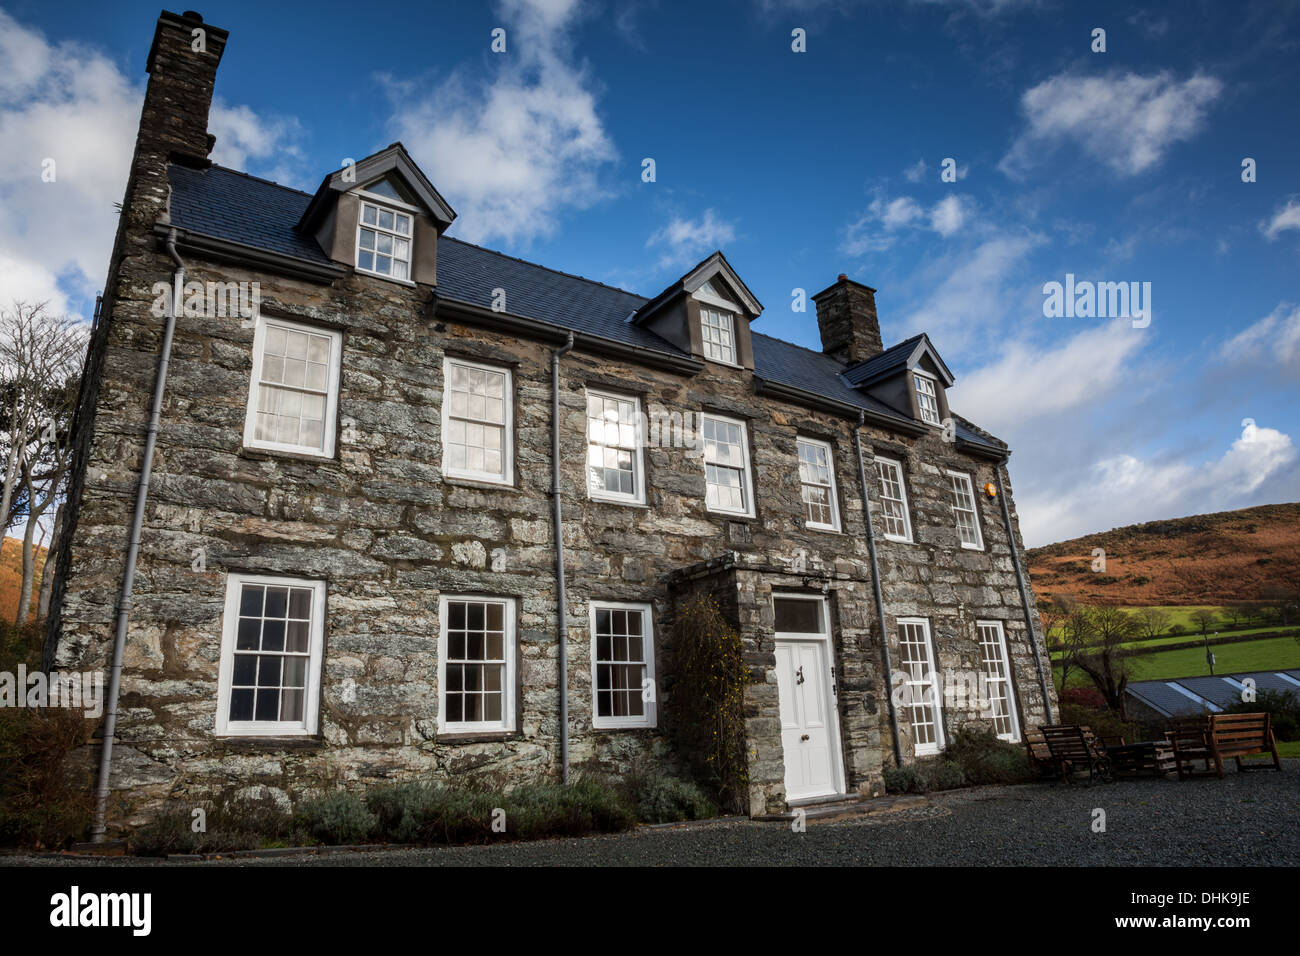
[1049,624,1300,658]
[1053,634,1300,689]
[1279,741,1300,759]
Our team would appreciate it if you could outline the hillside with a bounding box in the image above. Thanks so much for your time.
[0,536,48,623]
[1027,502,1300,606]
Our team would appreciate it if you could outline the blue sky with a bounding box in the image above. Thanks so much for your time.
[1,0,1298,546]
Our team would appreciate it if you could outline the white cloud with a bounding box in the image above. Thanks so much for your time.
[1219,303,1300,372]
[646,209,737,271]
[903,158,928,183]
[958,320,1147,430]
[208,101,305,188]
[1262,198,1300,240]
[1001,70,1223,177]
[0,10,303,315]
[1017,426,1297,545]
[842,192,972,253]
[385,0,615,245]
[895,233,1041,345]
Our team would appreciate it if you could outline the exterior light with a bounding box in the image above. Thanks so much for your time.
[984,482,997,498]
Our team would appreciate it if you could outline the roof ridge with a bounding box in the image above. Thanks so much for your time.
[207,164,315,198]
[441,236,649,302]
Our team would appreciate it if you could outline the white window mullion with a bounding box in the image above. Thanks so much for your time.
[701,413,753,516]
[873,456,912,542]
[586,390,644,504]
[914,373,940,425]
[442,357,513,485]
[439,596,516,734]
[976,620,1019,742]
[797,436,840,531]
[947,470,984,550]
[590,602,656,729]
[243,316,341,458]
[897,618,943,755]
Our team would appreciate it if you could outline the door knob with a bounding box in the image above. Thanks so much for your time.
[801,734,810,742]
[795,666,805,685]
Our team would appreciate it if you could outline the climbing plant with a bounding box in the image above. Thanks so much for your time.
[667,593,750,813]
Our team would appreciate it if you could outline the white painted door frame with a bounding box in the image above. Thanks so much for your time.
[774,593,846,801]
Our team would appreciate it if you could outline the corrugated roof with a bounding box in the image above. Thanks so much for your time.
[1126,670,1300,717]
[165,163,1005,451]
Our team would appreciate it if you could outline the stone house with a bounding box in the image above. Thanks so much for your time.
[46,10,1056,828]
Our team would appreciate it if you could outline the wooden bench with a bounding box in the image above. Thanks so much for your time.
[1164,716,1214,779]
[1207,713,1282,777]
[1040,724,1113,785]
[1107,740,1177,778]
[1023,731,1056,780]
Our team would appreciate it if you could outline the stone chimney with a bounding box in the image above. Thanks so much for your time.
[812,274,883,365]
[141,10,228,164]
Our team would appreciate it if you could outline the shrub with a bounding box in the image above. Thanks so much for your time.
[130,794,294,856]
[944,727,1032,785]
[667,595,750,813]
[882,765,918,794]
[1222,689,1300,742]
[0,620,94,848]
[883,759,965,794]
[629,770,716,823]
[294,790,377,845]
[1060,687,1107,710]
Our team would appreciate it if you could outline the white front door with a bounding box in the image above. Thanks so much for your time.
[774,596,844,801]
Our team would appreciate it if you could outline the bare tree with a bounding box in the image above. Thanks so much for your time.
[1134,606,1171,640]
[1066,606,1140,716]
[1189,608,1220,637]
[0,300,86,623]
[1055,600,1091,694]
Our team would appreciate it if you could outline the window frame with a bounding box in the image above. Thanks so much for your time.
[437,594,518,735]
[588,600,657,730]
[873,455,914,543]
[913,370,941,426]
[698,306,739,366]
[976,620,1020,743]
[214,572,326,738]
[946,469,985,551]
[584,388,646,505]
[354,199,415,283]
[896,617,945,756]
[440,356,515,486]
[700,411,755,517]
[242,314,342,459]
[796,436,841,532]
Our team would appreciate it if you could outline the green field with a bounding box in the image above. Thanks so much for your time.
[1054,634,1300,689]
[1050,624,1300,658]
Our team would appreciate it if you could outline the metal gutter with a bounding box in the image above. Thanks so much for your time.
[854,412,902,767]
[435,297,704,376]
[151,224,346,284]
[551,332,576,785]
[994,461,1053,725]
[91,228,185,842]
[753,377,927,437]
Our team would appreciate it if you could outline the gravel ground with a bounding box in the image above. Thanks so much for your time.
[5,766,1296,867]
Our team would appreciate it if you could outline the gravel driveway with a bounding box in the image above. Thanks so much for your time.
[6,767,1296,867]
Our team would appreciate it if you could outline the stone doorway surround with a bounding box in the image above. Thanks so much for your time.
[668,551,886,816]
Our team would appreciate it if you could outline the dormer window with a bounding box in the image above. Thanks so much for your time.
[914,372,941,425]
[357,201,412,280]
[700,307,737,365]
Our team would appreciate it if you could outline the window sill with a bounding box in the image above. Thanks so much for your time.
[882,534,914,544]
[214,734,324,749]
[442,474,521,493]
[709,510,756,521]
[240,445,336,465]
[592,723,657,732]
[355,268,417,288]
[436,730,522,744]
[589,495,649,508]
[959,543,986,552]
[805,524,843,535]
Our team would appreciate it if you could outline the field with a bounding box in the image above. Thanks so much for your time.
[1054,634,1300,689]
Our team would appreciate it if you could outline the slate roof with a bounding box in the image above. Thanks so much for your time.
[1125,670,1300,717]
[165,163,1006,453]
[840,334,926,387]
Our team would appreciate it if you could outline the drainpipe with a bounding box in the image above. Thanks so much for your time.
[91,228,184,841]
[551,332,575,785]
[994,460,1053,724]
[854,412,902,767]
